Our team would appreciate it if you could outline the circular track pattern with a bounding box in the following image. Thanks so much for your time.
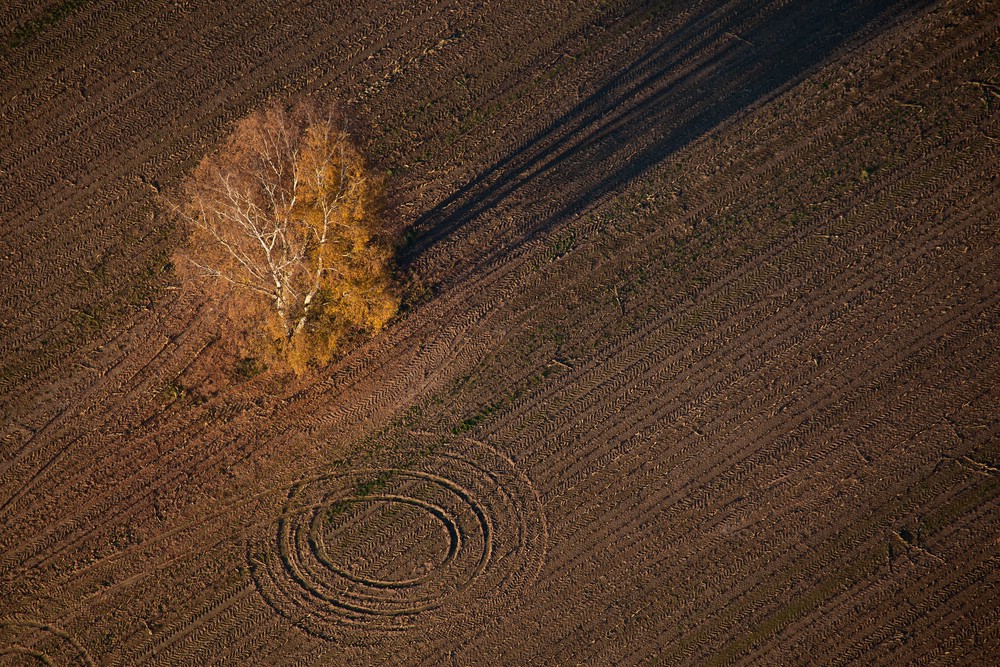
[0,619,94,667]
[250,440,547,638]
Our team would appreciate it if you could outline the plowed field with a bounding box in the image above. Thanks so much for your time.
[2,0,998,664]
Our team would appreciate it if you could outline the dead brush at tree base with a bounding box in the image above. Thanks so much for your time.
[170,100,400,374]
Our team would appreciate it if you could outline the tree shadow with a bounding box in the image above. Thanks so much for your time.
[402,0,925,268]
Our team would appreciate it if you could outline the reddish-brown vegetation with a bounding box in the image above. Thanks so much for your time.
[172,100,398,373]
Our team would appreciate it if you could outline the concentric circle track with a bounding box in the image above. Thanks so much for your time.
[249,440,546,639]
[0,618,93,667]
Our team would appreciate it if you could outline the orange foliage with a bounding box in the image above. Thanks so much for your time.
[172,100,399,373]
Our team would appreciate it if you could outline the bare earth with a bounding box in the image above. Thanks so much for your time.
[1,0,998,664]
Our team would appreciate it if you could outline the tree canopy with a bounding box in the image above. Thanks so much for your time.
[172,101,399,373]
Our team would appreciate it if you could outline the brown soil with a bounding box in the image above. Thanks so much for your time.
[1,0,998,664]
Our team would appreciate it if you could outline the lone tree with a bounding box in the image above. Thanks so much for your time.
[172,101,399,372]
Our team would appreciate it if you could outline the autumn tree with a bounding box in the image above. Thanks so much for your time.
[172,101,399,373]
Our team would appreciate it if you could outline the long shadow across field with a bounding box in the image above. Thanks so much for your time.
[402,0,925,267]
